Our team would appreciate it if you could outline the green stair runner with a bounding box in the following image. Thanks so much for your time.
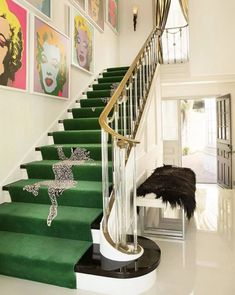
[0,66,128,288]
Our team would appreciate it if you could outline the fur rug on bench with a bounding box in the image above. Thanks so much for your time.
[137,165,196,219]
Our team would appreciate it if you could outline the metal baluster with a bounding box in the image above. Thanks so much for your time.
[101,128,109,233]
[180,27,183,63]
[150,40,154,76]
[142,56,146,98]
[118,141,127,247]
[153,35,156,66]
[186,26,189,61]
[123,89,127,137]
[173,30,176,64]
[146,50,149,88]
[113,138,121,246]
[166,29,169,64]
[149,41,152,77]
[134,69,138,125]
[129,77,134,136]
[139,62,143,106]
[132,144,138,252]
[120,96,124,136]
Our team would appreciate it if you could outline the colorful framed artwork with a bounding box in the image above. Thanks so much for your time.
[71,8,94,74]
[0,0,28,91]
[106,0,118,33]
[32,16,70,99]
[24,0,51,19]
[87,0,104,31]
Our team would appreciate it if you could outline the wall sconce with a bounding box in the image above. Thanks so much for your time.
[133,6,138,31]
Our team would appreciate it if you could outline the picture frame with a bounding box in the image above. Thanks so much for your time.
[0,0,28,92]
[71,0,86,11]
[31,15,70,99]
[70,7,94,74]
[87,0,104,32]
[23,0,51,19]
[106,0,118,33]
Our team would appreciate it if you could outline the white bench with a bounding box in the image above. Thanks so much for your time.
[136,193,186,240]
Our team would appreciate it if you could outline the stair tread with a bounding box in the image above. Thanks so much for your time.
[106,66,129,72]
[22,159,111,167]
[37,143,111,149]
[52,130,102,134]
[64,117,99,122]
[72,106,105,110]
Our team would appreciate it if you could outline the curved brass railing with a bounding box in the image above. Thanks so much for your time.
[98,27,161,258]
[99,27,161,143]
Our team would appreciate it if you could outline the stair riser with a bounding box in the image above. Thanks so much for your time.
[8,186,103,208]
[63,119,130,131]
[0,230,92,288]
[80,99,108,108]
[72,107,104,118]
[52,132,107,144]
[63,119,100,130]
[0,215,93,241]
[40,146,112,161]
[92,83,115,90]
[24,165,112,182]
[102,71,127,77]
[86,90,111,98]
[98,77,123,83]
[0,253,76,288]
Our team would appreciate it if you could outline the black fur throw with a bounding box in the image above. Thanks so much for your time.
[137,165,196,219]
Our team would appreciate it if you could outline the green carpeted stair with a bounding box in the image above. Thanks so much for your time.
[0,67,128,288]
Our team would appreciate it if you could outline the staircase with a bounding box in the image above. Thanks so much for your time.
[1,67,128,289]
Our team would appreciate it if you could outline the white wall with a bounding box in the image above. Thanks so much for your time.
[189,0,235,77]
[136,66,163,182]
[0,0,119,201]
[119,0,154,65]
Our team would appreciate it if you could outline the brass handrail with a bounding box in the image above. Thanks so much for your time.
[99,26,161,144]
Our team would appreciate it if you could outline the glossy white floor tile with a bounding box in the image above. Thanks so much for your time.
[1,184,235,295]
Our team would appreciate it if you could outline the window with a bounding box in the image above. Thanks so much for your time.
[162,0,189,64]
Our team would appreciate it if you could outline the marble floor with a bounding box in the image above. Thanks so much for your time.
[1,184,235,295]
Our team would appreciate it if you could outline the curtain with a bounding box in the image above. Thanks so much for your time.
[178,0,189,23]
[156,0,171,63]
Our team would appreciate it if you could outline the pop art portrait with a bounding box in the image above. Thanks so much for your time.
[33,16,69,99]
[0,0,27,91]
[26,0,51,18]
[107,0,118,32]
[88,0,104,31]
[71,9,94,73]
